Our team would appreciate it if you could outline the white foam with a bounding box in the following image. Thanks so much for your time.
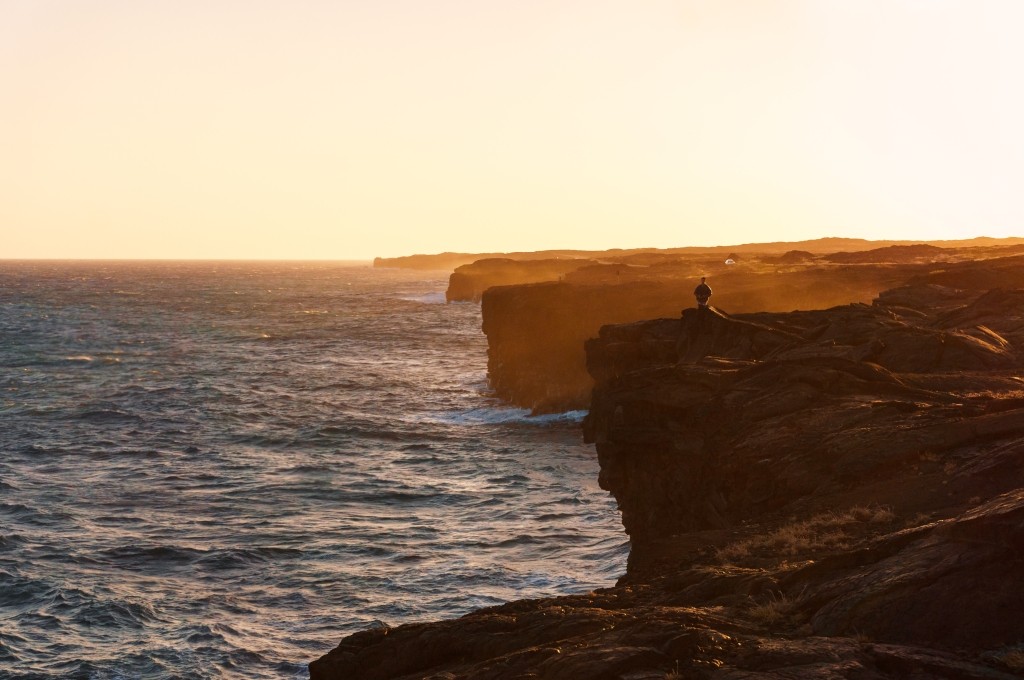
[425,407,588,426]
[529,410,588,425]
[400,291,447,304]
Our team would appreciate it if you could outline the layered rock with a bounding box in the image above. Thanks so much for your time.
[584,299,1024,542]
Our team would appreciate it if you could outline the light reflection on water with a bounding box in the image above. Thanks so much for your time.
[0,261,627,679]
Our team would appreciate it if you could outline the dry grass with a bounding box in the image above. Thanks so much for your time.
[717,506,895,562]
[747,591,805,626]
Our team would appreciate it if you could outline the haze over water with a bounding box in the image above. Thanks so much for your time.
[0,261,627,679]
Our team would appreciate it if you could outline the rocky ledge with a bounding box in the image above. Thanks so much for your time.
[311,284,1024,679]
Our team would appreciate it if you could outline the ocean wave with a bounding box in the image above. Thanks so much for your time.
[20,444,60,456]
[534,512,577,521]
[397,291,447,304]
[493,534,545,548]
[0,571,54,608]
[67,597,164,631]
[588,538,632,564]
[74,408,143,423]
[487,473,530,484]
[0,533,27,551]
[0,502,40,522]
[194,546,305,570]
[98,544,206,566]
[421,406,588,426]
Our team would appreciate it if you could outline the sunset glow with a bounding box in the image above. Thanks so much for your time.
[4,0,1023,259]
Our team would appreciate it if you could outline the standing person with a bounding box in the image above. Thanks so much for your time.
[694,277,712,308]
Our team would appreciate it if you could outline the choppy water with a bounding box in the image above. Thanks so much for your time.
[0,261,626,679]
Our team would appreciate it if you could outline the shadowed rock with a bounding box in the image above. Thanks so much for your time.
[824,244,948,263]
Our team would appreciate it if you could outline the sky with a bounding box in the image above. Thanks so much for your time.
[3,0,1024,260]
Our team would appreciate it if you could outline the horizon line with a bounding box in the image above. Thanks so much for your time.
[3,233,1024,264]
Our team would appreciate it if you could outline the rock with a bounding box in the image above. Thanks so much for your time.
[796,491,1024,649]
[762,250,816,265]
[824,244,948,264]
[446,258,597,302]
[481,280,687,412]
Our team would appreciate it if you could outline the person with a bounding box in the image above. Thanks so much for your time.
[693,277,712,308]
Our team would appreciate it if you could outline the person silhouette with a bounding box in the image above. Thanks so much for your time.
[694,277,712,308]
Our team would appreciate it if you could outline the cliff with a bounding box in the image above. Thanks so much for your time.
[446,258,597,302]
[481,251,1024,413]
[311,284,1024,679]
[374,251,594,271]
[481,280,685,412]
[480,264,921,413]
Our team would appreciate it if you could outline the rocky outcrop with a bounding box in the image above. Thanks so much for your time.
[584,299,1023,542]
[312,285,1024,679]
[763,249,816,264]
[374,253,495,271]
[446,258,597,302]
[913,253,1024,291]
[824,243,949,263]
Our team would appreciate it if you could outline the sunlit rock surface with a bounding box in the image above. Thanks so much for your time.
[446,258,597,302]
[312,280,1024,679]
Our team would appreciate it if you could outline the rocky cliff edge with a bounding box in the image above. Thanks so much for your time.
[311,285,1024,679]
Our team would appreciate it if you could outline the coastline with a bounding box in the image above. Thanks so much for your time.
[311,243,1024,679]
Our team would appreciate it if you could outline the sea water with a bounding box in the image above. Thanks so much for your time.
[0,261,627,679]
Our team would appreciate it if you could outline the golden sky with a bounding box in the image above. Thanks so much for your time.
[3,0,1023,260]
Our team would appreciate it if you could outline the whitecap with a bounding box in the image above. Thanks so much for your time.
[398,291,447,304]
[422,407,588,426]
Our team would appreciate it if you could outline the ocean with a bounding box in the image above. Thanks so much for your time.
[0,261,627,679]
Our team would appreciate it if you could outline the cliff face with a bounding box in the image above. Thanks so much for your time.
[446,258,596,302]
[480,253,1024,413]
[580,287,1024,649]
[481,266,918,413]
[481,281,685,412]
[311,284,1024,679]
[584,293,1024,544]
